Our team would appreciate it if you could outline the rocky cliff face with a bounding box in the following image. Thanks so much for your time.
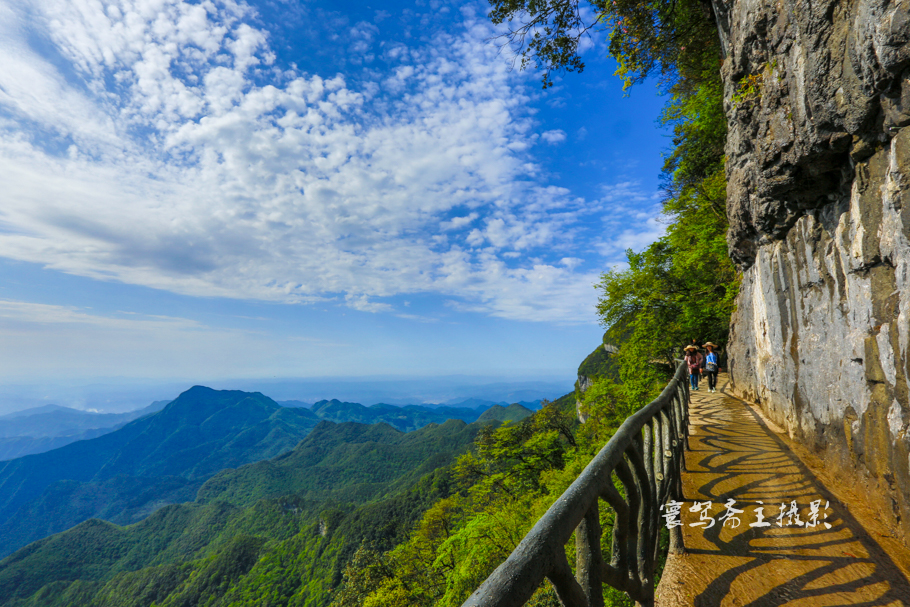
[719,0,910,542]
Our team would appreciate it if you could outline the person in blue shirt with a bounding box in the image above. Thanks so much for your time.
[703,342,720,393]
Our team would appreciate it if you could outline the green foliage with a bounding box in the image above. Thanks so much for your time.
[577,375,626,443]
[197,419,479,508]
[487,0,590,88]
[157,536,266,607]
[730,72,763,106]
[455,402,577,497]
[91,564,192,607]
[576,341,618,381]
[326,542,395,607]
[488,0,723,90]
[593,1,737,396]
[475,403,535,424]
[329,396,641,607]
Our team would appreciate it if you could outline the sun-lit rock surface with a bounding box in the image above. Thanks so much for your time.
[719,0,910,545]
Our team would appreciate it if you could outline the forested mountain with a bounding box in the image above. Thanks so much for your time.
[0,387,321,558]
[475,403,536,423]
[308,399,532,431]
[0,387,533,560]
[0,417,485,607]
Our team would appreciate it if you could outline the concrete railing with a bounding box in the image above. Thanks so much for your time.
[461,361,690,607]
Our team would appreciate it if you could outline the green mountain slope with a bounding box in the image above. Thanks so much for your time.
[0,418,482,607]
[476,403,534,423]
[197,419,476,507]
[308,399,509,432]
[0,387,320,558]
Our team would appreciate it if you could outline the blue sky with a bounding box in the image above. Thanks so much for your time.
[0,0,668,403]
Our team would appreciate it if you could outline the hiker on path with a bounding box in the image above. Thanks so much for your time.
[684,345,701,391]
[703,342,720,393]
[691,338,705,372]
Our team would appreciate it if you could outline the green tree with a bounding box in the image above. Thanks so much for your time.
[488,0,724,89]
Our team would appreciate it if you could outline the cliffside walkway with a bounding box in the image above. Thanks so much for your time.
[657,373,910,606]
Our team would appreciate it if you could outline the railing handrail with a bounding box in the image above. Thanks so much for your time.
[462,361,690,607]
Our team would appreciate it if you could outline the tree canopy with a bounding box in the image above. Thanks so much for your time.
[488,0,722,89]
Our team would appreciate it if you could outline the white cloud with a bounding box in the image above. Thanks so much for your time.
[540,129,566,144]
[439,213,478,231]
[593,181,665,261]
[345,294,393,313]
[0,0,661,325]
[0,299,200,329]
[0,298,351,380]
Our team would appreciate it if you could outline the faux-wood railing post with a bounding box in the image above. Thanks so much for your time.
[576,505,604,607]
[667,399,685,555]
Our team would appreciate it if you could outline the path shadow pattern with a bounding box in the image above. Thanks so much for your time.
[658,377,910,607]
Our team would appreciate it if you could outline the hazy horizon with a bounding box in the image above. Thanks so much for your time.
[0,372,575,415]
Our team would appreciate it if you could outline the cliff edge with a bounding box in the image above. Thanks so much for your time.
[720,0,910,543]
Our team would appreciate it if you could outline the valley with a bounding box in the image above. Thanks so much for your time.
[0,384,541,606]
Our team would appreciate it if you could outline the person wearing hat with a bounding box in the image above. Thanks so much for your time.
[703,342,721,393]
[684,345,701,391]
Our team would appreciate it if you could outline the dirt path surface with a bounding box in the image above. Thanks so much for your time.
[655,374,910,606]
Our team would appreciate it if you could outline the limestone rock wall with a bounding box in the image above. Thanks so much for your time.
[719,0,910,542]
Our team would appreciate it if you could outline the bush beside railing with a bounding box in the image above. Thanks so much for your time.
[461,361,690,607]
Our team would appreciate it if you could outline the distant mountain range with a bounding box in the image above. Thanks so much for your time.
[0,388,533,559]
[0,396,539,461]
[301,399,532,432]
[0,376,568,416]
[0,382,547,607]
[277,397,543,411]
[0,401,170,460]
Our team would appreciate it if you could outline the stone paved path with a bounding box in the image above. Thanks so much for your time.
[656,374,910,606]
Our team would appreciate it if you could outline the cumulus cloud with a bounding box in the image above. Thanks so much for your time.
[0,0,660,324]
[540,129,566,144]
